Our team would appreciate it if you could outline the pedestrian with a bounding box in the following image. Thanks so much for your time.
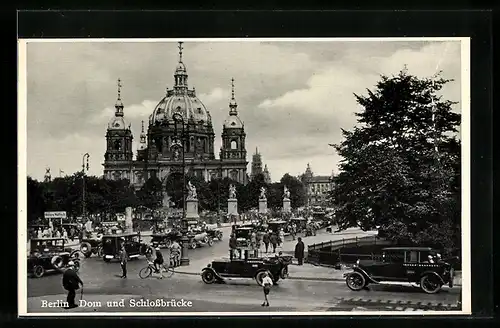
[120,244,128,278]
[62,261,83,309]
[261,272,273,307]
[279,229,285,247]
[269,232,278,253]
[37,228,43,239]
[262,232,270,253]
[229,233,237,260]
[295,237,305,265]
[250,231,257,250]
[170,240,181,267]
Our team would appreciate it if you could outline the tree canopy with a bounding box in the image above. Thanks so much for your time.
[331,69,461,254]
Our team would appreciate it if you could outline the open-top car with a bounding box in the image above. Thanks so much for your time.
[79,232,103,258]
[201,248,293,285]
[186,220,213,249]
[27,237,80,278]
[202,224,223,241]
[344,247,457,294]
[101,232,149,262]
[150,230,183,248]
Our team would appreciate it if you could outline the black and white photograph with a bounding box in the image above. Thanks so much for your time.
[18,38,470,315]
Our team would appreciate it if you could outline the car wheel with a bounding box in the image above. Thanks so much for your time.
[73,260,80,272]
[190,241,197,249]
[255,271,272,286]
[103,257,110,263]
[346,272,366,291]
[80,242,91,255]
[33,265,45,278]
[280,266,289,279]
[97,247,103,257]
[207,238,214,247]
[202,270,216,284]
[420,274,442,294]
[51,256,64,269]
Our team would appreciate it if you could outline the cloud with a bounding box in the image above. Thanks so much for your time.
[25,41,463,181]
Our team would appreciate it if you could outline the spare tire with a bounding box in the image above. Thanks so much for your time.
[51,255,64,269]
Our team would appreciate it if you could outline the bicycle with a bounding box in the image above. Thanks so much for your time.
[139,261,174,279]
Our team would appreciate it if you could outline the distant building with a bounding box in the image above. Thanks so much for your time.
[250,148,271,183]
[300,163,334,206]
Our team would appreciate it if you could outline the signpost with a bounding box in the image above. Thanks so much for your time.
[44,211,67,226]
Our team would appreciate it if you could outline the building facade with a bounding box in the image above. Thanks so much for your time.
[300,164,335,206]
[250,148,271,183]
[103,42,248,189]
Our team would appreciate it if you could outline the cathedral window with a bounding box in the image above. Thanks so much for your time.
[231,140,237,150]
[114,140,122,151]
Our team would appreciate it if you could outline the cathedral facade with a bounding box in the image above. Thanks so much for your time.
[103,42,248,189]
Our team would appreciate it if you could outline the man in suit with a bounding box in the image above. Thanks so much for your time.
[295,237,305,265]
[120,244,128,278]
[62,261,83,309]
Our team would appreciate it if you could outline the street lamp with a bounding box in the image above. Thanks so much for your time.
[82,153,90,221]
[172,113,189,266]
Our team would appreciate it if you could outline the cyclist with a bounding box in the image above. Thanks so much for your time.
[153,247,164,278]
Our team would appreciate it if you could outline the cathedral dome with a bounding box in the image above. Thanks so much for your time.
[150,91,211,124]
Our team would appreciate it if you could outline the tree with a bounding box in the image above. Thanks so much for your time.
[164,173,183,208]
[331,69,461,254]
[137,176,163,209]
[244,173,267,209]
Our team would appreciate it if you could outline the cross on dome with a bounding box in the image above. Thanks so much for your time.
[178,42,184,62]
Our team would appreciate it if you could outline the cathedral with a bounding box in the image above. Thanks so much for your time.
[103,42,248,189]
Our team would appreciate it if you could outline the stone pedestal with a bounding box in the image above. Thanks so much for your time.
[185,199,200,220]
[227,198,239,216]
[283,198,291,213]
[259,198,268,214]
[125,207,133,233]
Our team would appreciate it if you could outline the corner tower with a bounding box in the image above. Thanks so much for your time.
[220,78,248,183]
[103,78,134,180]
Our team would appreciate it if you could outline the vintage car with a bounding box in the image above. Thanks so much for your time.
[101,232,148,262]
[27,237,80,278]
[344,247,457,294]
[150,230,183,248]
[79,233,103,258]
[290,217,307,232]
[267,220,287,234]
[203,224,223,241]
[201,248,293,285]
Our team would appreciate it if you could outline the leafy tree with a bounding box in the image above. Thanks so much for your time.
[331,69,461,253]
[137,176,163,209]
[244,173,267,209]
[164,173,184,208]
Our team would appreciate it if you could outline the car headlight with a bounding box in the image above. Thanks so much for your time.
[356,259,360,266]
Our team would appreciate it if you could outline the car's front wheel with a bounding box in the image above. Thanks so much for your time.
[207,238,214,247]
[346,272,366,291]
[255,271,273,286]
[202,270,216,284]
[103,257,110,263]
[190,241,197,249]
[33,265,45,278]
[420,274,442,294]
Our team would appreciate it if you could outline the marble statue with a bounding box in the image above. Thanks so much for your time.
[284,186,290,199]
[229,184,237,199]
[259,187,267,199]
[187,181,197,200]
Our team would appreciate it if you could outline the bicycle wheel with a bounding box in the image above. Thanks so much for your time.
[139,266,153,279]
[162,265,174,278]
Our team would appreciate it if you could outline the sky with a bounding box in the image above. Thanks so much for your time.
[24,39,463,182]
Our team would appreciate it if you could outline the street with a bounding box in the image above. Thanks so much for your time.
[26,225,461,313]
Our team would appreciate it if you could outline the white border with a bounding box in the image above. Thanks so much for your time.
[17,37,471,317]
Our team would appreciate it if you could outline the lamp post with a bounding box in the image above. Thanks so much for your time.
[172,113,189,266]
[82,153,90,221]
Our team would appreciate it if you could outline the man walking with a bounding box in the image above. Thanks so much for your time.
[120,244,128,278]
[229,233,237,260]
[262,232,270,253]
[170,240,181,267]
[261,272,273,307]
[269,232,278,254]
[295,237,305,265]
[62,261,83,309]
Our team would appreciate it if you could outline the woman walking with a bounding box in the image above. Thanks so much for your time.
[261,272,273,307]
